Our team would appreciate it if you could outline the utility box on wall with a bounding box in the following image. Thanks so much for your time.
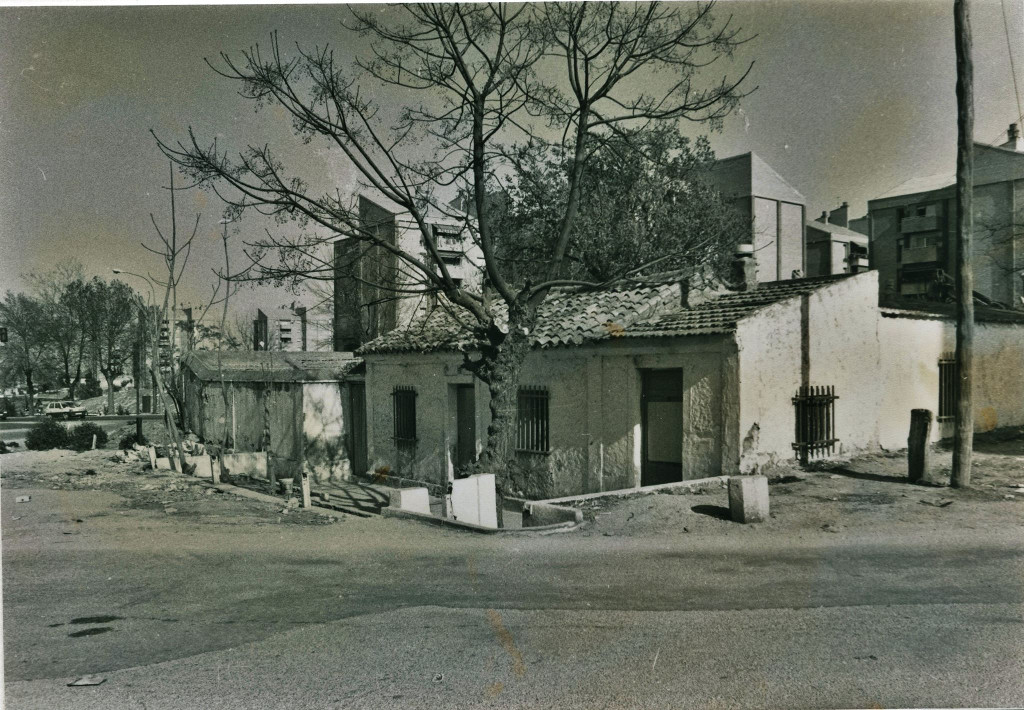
[450,473,497,528]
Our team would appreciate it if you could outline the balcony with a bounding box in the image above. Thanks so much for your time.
[900,245,939,265]
[900,215,939,233]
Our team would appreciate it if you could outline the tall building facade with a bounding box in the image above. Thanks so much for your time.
[868,125,1024,304]
[333,195,484,351]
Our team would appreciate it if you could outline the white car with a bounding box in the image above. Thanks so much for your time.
[44,401,88,419]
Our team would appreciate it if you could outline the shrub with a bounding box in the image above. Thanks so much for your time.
[26,419,69,450]
[69,422,109,451]
[78,373,103,399]
[118,431,148,450]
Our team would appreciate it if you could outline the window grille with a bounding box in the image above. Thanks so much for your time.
[792,385,838,463]
[392,386,417,442]
[516,386,549,454]
[938,352,957,422]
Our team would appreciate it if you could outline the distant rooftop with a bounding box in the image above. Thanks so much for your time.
[806,219,869,242]
[183,351,363,382]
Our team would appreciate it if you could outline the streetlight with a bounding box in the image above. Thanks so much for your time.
[112,268,159,434]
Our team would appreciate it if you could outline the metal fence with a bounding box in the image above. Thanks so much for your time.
[792,385,838,464]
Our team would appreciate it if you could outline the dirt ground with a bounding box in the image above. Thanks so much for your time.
[0,448,337,527]
[1,432,1022,538]
[574,433,1024,539]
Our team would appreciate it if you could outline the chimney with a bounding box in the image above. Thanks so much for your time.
[816,211,828,224]
[1003,123,1024,152]
[730,243,757,292]
[827,202,849,228]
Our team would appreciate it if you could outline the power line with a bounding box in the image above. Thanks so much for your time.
[1000,0,1024,130]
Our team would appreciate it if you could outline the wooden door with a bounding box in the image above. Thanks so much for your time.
[641,369,683,486]
[454,384,476,474]
[348,383,368,476]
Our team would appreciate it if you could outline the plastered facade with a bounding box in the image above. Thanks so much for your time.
[364,337,739,500]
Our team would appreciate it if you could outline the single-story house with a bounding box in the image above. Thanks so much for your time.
[356,260,1024,500]
[181,351,364,482]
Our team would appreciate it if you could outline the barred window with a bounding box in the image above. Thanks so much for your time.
[516,386,549,454]
[938,352,956,422]
[393,386,417,442]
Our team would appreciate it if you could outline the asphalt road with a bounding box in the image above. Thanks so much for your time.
[3,486,1023,709]
[0,415,161,447]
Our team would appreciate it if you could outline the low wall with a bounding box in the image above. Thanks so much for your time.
[221,452,269,479]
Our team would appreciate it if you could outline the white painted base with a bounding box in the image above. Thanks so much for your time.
[450,474,497,528]
[388,487,431,515]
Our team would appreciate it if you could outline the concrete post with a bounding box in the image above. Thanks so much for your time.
[907,409,933,484]
[300,474,312,509]
[728,476,769,523]
[908,409,948,486]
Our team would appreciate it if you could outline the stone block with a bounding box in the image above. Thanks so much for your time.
[728,475,769,523]
[450,473,498,528]
[388,487,431,515]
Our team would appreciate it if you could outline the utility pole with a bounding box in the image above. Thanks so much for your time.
[952,0,974,488]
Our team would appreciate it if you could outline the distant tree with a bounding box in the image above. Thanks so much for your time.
[156,2,752,493]
[0,292,51,406]
[26,260,92,399]
[83,278,139,415]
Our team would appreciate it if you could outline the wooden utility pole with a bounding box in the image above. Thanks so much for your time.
[952,0,974,488]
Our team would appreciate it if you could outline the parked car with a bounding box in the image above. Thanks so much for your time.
[44,401,88,419]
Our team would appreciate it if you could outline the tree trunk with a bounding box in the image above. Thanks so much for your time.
[103,368,116,414]
[475,310,534,498]
[25,368,34,413]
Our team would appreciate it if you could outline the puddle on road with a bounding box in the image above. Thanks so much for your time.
[68,627,113,637]
[70,615,122,624]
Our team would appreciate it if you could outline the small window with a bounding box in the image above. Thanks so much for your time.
[516,386,550,454]
[393,386,417,442]
[938,353,957,422]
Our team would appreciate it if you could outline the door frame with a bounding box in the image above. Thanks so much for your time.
[640,367,684,487]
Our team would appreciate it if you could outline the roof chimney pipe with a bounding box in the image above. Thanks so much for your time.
[1003,122,1024,151]
[730,243,757,292]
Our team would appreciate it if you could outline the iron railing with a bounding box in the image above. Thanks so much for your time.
[793,385,838,463]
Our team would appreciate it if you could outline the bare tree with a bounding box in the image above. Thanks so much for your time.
[144,161,201,424]
[156,2,752,491]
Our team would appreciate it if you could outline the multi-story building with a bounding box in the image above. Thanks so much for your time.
[805,202,870,277]
[867,123,1024,304]
[708,151,807,282]
[333,195,484,351]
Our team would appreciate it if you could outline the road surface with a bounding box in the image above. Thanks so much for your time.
[3,483,1022,709]
[0,415,161,448]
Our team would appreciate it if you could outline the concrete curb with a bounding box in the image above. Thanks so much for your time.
[208,482,352,520]
[381,506,581,535]
[536,476,730,505]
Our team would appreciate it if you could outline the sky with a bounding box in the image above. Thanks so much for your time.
[0,0,1021,317]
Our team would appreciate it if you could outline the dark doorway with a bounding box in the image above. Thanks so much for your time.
[641,368,683,486]
[454,384,476,474]
[348,383,368,476]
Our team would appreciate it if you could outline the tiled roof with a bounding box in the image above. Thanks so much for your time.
[360,275,855,354]
[806,220,869,242]
[623,275,852,338]
[183,351,363,382]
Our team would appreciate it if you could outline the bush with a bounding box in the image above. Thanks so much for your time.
[78,373,103,399]
[118,431,148,450]
[68,422,109,451]
[25,419,69,450]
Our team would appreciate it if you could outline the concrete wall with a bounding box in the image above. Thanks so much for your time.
[876,315,1024,446]
[303,382,350,483]
[753,197,779,283]
[780,202,805,278]
[364,335,739,499]
[737,271,883,470]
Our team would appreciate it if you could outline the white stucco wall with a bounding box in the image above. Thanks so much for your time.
[302,382,349,482]
[737,271,883,470]
[876,315,1024,447]
[363,335,739,499]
